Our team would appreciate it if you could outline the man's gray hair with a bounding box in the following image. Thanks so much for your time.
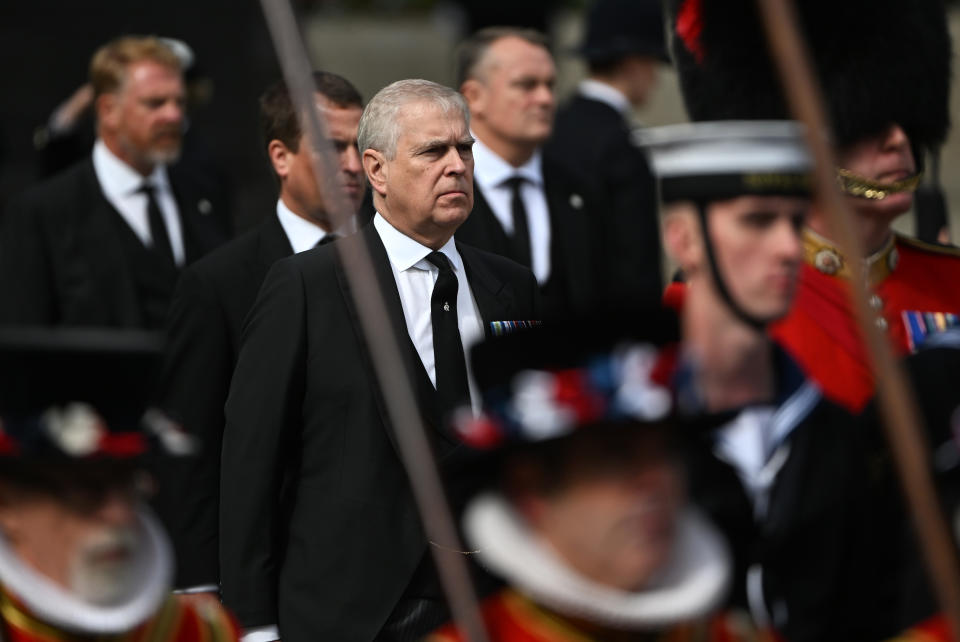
[358,79,470,159]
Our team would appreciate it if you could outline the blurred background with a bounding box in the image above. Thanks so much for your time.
[2,0,959,237]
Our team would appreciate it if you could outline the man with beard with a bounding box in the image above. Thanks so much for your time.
[0,329,239,641]
[0,36,227,330]
[154,71,365,594]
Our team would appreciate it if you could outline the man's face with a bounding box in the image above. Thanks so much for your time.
[277,95,365,225]
[100,60,185,173]
[0,481,144,605]
[364,100,474,248]
[707,196,808,322]
[465,37,556,150]
[517,428,683,591]
[837,123,917,219]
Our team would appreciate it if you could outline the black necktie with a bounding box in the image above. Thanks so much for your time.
[425,251,471,421]
[315,233,340,248]
[504,176,532,268]
[138,183,176,267]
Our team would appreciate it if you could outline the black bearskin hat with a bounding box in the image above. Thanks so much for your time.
[669,0,952,152]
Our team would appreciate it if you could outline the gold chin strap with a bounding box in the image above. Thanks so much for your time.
[836,168,923,200]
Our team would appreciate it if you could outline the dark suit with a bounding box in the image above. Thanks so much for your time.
[153,213,293,588]
[545,94,663,306]
[219,223,540,641]
[0,157,227,329]
[453,157,601,318]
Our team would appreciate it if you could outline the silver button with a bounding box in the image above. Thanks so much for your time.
[875,317,888,331]
[869,294,883,310]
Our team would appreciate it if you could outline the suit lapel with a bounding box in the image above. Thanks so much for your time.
[255,213,294,273]
[542,159,594,307]
[458,243,516,339]
[336,226,441,451]
[76,160,142,326]
[458,183,516,260]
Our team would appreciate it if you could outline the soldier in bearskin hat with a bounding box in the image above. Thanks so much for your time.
[669,0,960,412]
[0,329,239,641]
[425,311,775,641]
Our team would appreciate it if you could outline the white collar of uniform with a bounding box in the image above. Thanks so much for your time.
[578,79,632,118]
[464,493,732,630]
[0,504,172,636]
[373,212,465,276]
[92,139,169,199]
[471,135,543,192]
[275,198,339,254]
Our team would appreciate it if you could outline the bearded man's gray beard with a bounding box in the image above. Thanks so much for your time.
[68,525,144,606]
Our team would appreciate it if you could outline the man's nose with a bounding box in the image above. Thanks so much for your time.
[881,123,911,152]
[444,149,467,175]
[342,146,362,176]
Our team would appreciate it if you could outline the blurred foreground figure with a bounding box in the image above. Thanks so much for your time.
[0,36,227,329]
[669,0,960,411]
[644,122,883,641]
[428,314,773,641]
[0,329,238,640]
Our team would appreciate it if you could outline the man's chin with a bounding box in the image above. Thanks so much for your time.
[146,146,182,168]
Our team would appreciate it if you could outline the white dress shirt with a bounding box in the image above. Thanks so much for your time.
[92,139,185,265]
[470,137,552,284]
[577,78,633,119]
[374,213,484,411]
[275,198,354,254]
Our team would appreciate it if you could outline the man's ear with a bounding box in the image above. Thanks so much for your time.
[459,79,485,115]
[268,140,293,180]
[363,149,388,198]
[662,205,703,274]
[95,92,119,131]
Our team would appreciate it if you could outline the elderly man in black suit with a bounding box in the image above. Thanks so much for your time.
[545,0,669,305]
[152,71,365,596]
[219,79,540,642]
[0,36,227,329]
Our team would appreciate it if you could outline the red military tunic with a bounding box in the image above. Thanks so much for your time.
[769,231,960,411]
[427,589,777,642]
[0,589,240,642]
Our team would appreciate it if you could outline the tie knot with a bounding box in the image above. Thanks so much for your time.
[426,251,453,273]
[315,233,340,248]
[138,183,156,196]
[503,175,525,193]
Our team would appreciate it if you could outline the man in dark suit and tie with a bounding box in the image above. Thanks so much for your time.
[152,71,365,595]
[0,36,227,329]
[545,0,669,306]
[454,27,604,317]
[219,79,540,642]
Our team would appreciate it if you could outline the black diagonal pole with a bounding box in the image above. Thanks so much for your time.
[755,0,960,636]
[256,2,489,640]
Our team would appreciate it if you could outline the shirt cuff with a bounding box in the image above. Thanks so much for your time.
[242,625,280,642]
[172,584,219,595]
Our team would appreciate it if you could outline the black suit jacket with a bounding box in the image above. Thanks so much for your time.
[153,213,293,588]
[545,94,663,306]
[0,156,226,327]
[219,223,540,641]
[454,157,601,318]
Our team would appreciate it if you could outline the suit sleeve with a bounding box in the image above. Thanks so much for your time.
[152,267,233,589]
[219,258,307,628]
[0,193,57,324]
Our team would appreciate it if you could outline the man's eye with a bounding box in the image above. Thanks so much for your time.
[743,212,776,227]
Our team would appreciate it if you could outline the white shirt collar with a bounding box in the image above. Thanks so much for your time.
[578,79,633,118]
[471,135,543,193]
[92,139,169,198]
[373,212,464,275]
[275,199,333,254]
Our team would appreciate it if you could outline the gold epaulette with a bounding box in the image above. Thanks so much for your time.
[803,228,898,284]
